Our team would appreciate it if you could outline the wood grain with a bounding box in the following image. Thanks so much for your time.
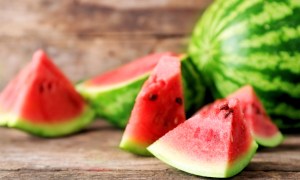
[2,1,299,179]
[0,0,212,89]
[0,120,299,179]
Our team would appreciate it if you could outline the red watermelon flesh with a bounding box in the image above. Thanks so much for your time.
[86,52,176,87]
[119,55,186,156]
[0,50,94,137]
[148,99,258,178]
[227,85,283,147]
[194,103,212,118]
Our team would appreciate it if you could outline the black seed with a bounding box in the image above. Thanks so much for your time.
[39,85,44,93]
[163,120,168,127]
[256,108,261,114]
[224,109,234,118]
[149,94,158,101]
[175,97,183,105]
[48,82,52,90]
[220,104,229,110]
[252,103,261,115]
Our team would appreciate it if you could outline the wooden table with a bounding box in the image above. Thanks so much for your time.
[1,1,300,179]
[0,0,211,89]
[1,120,299,179]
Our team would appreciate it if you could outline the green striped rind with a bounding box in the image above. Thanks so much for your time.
[119,137,152,156]
[76,57,206,128]
[189,0,300,128]
[77,75,147,128]
[181,56,206,116]
[254,132,284,148]
[0,106,95,137]
[148,138,258,178]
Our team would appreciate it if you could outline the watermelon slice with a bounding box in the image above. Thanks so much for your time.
[76,53,205,128]
[148,99,258,178]
[0,50,95,137]
[227,85,283,147]
[119,56,186,156]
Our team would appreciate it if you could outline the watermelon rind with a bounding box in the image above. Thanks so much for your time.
[0,106,95,137]
[254,132,284,148]
[119,138,152,156]
[181,56,206,116]
[148,139,258,178]
[76,56,206,128]
[76,74,148,128]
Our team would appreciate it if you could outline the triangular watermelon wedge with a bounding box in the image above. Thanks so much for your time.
[119,56,186,156]
[227,85,283,147]
[0,50,95,137]
[148,99,258,178]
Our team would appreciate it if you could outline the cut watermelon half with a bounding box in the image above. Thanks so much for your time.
[227,85,283,147]
[77,53,205,128]
[0,50,95,137]
[148,99,258,178]
[119,56,186,156]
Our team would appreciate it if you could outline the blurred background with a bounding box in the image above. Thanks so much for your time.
[0,0,212,89]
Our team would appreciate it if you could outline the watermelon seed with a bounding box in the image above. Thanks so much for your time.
[256,109,261,115]
[39,85,44,93]
[220,104,229,110]
[148,94,158,101]
[252,103,261,115]
[175,97,182,105]
[224,109,233,118]
[163,120,169,127]
[48,82,53,91]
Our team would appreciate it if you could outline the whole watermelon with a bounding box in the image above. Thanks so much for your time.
[188,0,300,129]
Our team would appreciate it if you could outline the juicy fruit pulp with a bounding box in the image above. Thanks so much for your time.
[87,52,176,86]
[188,0,300,128]
[228,85,283,147]
[0,50,95,137]
[120,56,186,156]
[148,99,258,178]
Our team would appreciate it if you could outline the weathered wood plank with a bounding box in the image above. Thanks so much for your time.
[1,170,300,180]
[0,0,213,89]
[0,37,188,89]
[0,120,299,179]
[0,0,211,36]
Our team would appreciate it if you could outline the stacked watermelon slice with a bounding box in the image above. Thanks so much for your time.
[120,55,186,156]
[77,53,206,128]
[0,50,284,178]
[0,0,294,177]
[116,55,283,178]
